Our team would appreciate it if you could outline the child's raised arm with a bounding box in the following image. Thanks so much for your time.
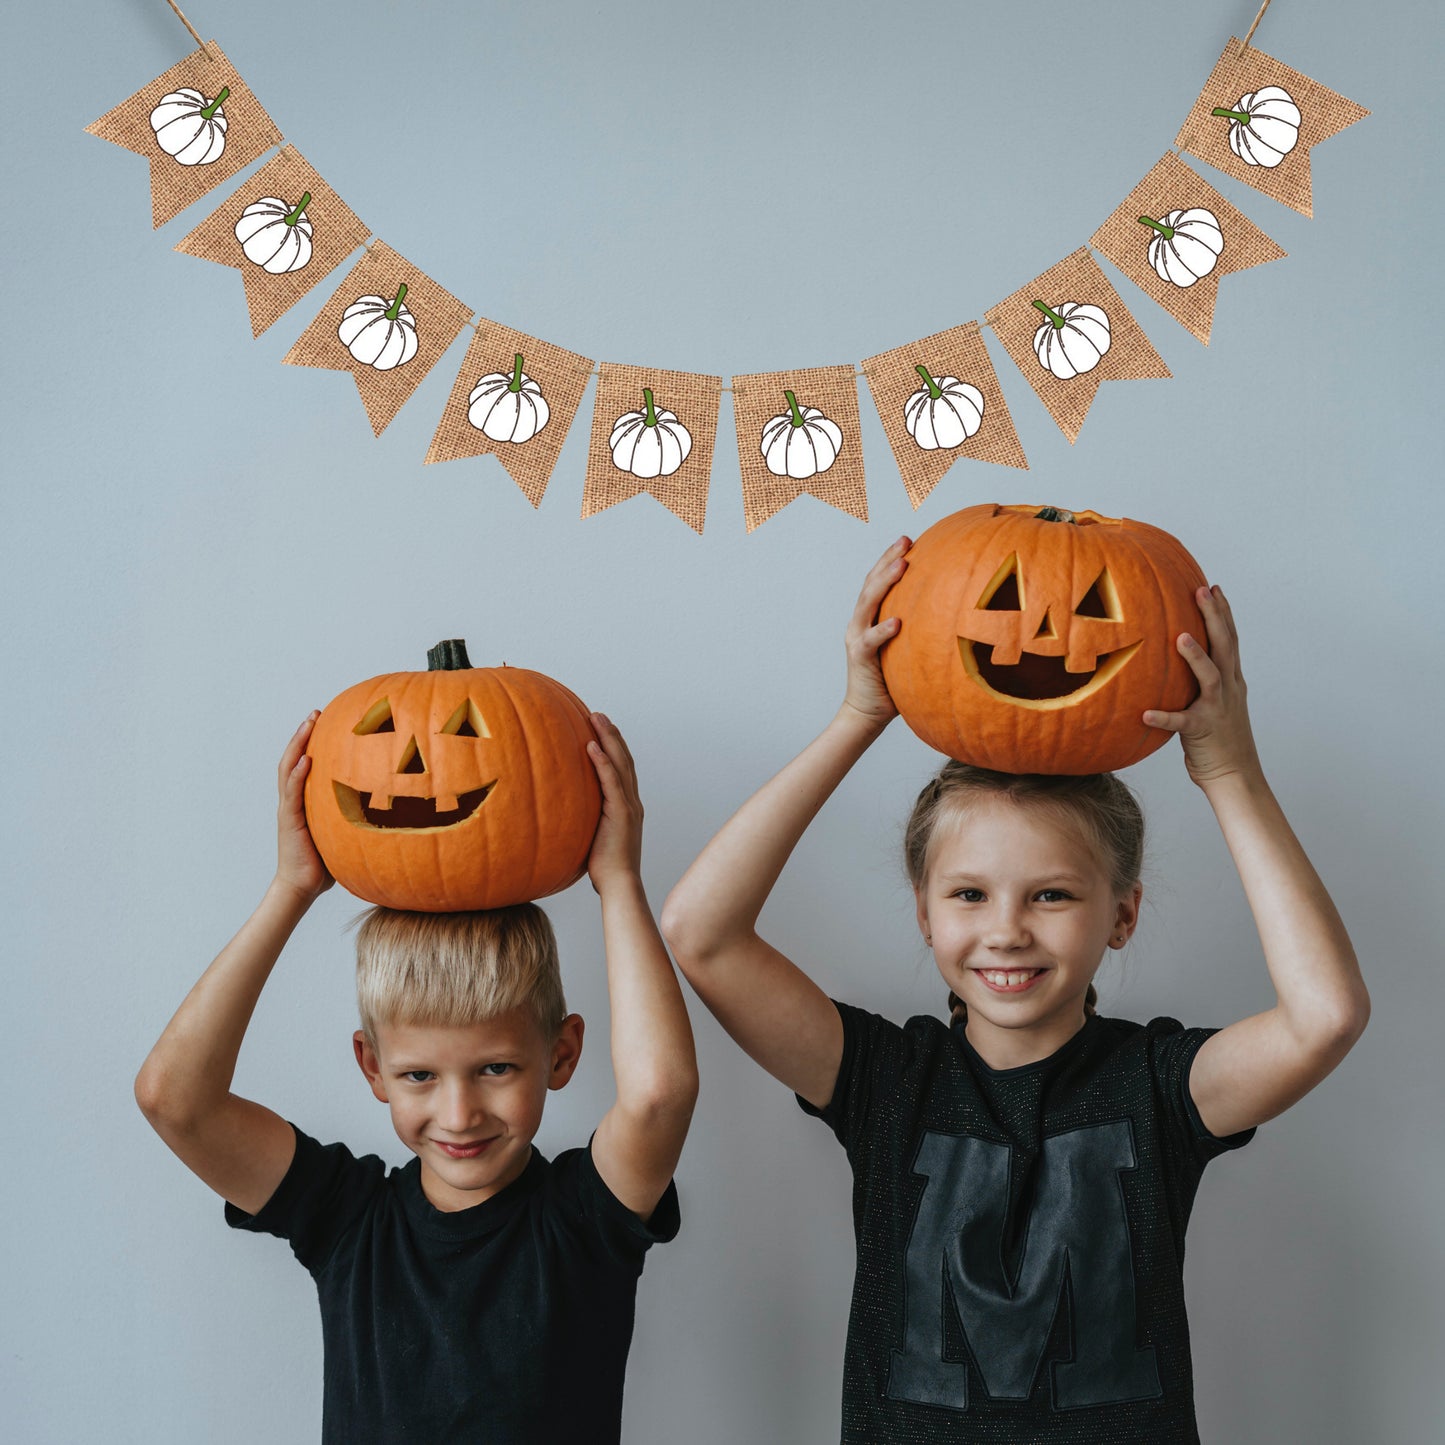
[585,714,700,1220]
[661,537,911,1109]
[134,714,332,1215]
[1143,587,1370,1138]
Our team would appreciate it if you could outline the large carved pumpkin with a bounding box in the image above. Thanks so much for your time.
[305,640,601,911]
[880,504,1207,775]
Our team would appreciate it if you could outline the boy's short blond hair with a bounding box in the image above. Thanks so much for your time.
[354,904,567,1044]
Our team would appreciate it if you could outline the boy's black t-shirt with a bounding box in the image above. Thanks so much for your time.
[226,1125,679,1445]
[798,1002,1254,1445]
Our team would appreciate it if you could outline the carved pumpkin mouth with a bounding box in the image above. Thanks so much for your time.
[959,640,1142,711]
[332,781,497,832]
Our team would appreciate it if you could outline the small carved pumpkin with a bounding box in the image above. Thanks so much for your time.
[610,388,692,478]
[880,503,1207,775]
[1031,301,1112,380]
[305,640,602,912]
[760,391,843,479]
[468,353,550,444]
[148,85,230,166]
[1212,85,1301,169]
[234,192,313,274]
[904,367,985,451]
[338,283,418,371]
[1138,208,1224,288]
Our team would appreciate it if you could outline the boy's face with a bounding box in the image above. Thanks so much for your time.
[354,1006,584,1212]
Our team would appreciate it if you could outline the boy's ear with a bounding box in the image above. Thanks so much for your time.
[353,1030,390,1103]
[1109,882,1144,949]
[547,1014,585,1092]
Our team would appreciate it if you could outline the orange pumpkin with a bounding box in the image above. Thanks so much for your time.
[305,640,601,911]
[880,504,1207,775]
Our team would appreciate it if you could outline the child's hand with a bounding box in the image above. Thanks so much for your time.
[1143,585,1263,788]
[843,536,911,727]
[275,713,334,902]
[586,713,644,891]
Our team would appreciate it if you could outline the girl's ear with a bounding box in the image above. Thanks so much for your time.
[914,886,932,947]
[1109,881,1144,949]
[353,1030,390,1103]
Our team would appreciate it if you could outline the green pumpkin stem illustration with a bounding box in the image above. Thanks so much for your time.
[283,192,311,228]
[913,364,943,401]
[784,389,806,428]
[199,86,230,120]
[384,282,409,322]
[1136,214,1175,240]
[1031,300,1067,330]
[642,387,659,427]
[507,353,526,394]
[1211,105,1253,123]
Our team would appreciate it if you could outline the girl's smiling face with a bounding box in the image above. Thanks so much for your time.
[915,794,1141,1070]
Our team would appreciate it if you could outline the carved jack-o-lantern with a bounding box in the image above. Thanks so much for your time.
[305,640,601,911]
[880,504,1207,775]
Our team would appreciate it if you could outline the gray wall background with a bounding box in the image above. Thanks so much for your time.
[4,1,1441,1440]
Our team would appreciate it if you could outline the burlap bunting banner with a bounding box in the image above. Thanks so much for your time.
[1091,152,1286,346]
[1175,38,1368,217]
[863,323,1027,510]
[173,146,369,338]
[985,249,1171,444]
[426,321,595,508]
[583,366,722,534]
[86,42,282,230]
[732,366,867,531]
[282,241,471,437]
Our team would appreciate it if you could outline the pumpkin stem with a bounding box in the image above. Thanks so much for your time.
[199,86,230,120]
[508,353,525,393]
[1136,214,1175,240]
[914,364,943,401]
[384,282,409,322]
[642,387,658,427]
[1035,506,1077,524]
[427,639,473,671]
[1211,106,1253,123]
[283,192,311,227]
[1031,300,1067,330]
[784,389,805,428]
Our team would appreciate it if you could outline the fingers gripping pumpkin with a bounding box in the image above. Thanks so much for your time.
[880,504,1207,775]
[305,640,602,912]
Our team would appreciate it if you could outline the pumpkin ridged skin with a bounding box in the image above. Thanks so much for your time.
[760,393,843,480]
[234,195,314,274]
[904,372,985,451]
[1032,302,1112,380]
[1222,85,1301,169]
[1145,208,1224,288]
[338,291,419,371]
[880,504,1207,775]
[305,661,601,912]
[149,87,228,166]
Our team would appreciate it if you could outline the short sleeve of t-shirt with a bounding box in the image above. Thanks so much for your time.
[797,999,913,1158]
[558,1139,682,1273]
[1145,1016,1257,1168]
[225,1125,386,1274]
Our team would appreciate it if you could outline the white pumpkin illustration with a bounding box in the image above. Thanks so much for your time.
[468,353,550,444]
[1137,208,1224,288]
[148,86,229,166]
[234,192,313,275]
[1031,301,1112,380]
[904,366,985,450]
[609,388,692,478]
[1212,85,1301,169]
[338,283,418,371]
[761,391,843,479]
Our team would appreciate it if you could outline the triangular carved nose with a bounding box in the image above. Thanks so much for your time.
[397,736,427,774]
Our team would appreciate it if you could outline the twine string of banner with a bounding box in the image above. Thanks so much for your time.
[1176,0,1278,153]
[164,0,211,60]
[1242,0,1275,51]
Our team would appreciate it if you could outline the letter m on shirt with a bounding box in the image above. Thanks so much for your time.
[887,1123,1161,1412]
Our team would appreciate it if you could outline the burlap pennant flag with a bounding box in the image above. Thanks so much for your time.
[281,242,471,437]
[583,366,722,534]
[732,366,868,532]
[173,146,369,338]
[85,42,282,230]
[1175,38,1368,217]
[1091,152,1286,346]
[863,323,1027,510]
[426,321,595,508]
[985,249,1171,443]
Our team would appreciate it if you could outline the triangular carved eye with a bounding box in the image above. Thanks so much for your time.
[440,699,489,739]
[353,699,395,735]
[978,554,1023,611]
[1075,568,1122,621]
